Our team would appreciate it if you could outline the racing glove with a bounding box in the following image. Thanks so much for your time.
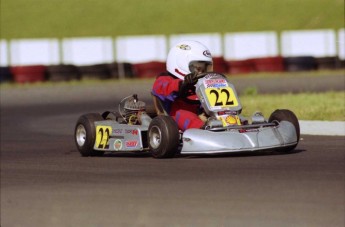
[184,72,198,85]
[178,72,198,97]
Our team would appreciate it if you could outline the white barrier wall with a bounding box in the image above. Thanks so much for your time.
[169,33,223,57]
[115,35,167,63]
[281,29,336,57]
[338,29,345,60]
[2,29,343,66]
[0,40,9,66]
[62,37,114,66]
[9,39,60,66]
[224,32,278,60]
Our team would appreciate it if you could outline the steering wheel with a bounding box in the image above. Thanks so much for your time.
[194,72,211,80]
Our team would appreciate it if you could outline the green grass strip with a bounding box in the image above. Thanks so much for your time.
[2,0,343,39]
[240,91,345,121]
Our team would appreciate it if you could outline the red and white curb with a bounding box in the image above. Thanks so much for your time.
[299,120,345,136]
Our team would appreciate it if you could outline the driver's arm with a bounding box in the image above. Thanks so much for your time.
[152,75,181,101]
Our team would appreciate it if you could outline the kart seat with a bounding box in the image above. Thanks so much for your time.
[151,93,168,116]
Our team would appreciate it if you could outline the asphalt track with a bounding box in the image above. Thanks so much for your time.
[1,74,344,227]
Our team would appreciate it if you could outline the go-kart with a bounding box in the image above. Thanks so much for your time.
[74,72,300,158]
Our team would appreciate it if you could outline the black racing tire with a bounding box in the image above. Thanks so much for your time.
[0,67,13,83]
[336,59,345,69]
[283,56,317,72]
[47,65,80,81]
[78,64,110,80]
[75,113,105,157]
[316,57,338,70]
[269,109,300,152]
[145,105,158,118]
[108,62,135,79]
[148,115,180,158]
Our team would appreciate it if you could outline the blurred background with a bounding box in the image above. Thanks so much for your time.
[0,0,344,83]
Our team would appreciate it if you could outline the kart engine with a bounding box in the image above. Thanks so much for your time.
[119,94,146,124]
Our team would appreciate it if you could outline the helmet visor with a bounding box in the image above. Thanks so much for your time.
[188,61,213,74]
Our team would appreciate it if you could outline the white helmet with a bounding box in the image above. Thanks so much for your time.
[166,40,213,80]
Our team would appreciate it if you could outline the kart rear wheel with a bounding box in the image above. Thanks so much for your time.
[269,109,300,152]
[75,113,105,157]
[145,104,158,118]
[148,116,179,158]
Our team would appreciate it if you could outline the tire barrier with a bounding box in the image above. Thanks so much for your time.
[251,56,284,72]
[337,59,345,69]
[212,57,228,74]
[315,57,339,70]
[77,64,110,80]
[46,64,80,81]
[10,65,46,83]
[2,56,343,84]
[108,62,135,79]
[284,56,317,72]
[133,61,166,78]
[0,66,13,83]
[226,60,255,75]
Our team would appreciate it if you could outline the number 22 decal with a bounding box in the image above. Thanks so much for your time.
[95,126,112,149]
[210,89,234,106]
[206,87,238,108]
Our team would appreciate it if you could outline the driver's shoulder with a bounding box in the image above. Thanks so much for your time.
[156,72,179,80]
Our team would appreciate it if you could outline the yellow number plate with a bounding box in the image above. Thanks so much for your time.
[205,87,239,108]
[95,126,112,149]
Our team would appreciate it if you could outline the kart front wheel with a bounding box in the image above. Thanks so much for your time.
[269,109,300,152]
[75,113,105,157]
[148,116,180,158]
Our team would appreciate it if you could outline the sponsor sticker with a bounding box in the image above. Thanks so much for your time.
[204,78,228,88]
[203,50,212,58]
[219,115,241,127]
[177,44,191,50]
[125,140,138,148]
[114,139,122,151]
[113,129,123,134]
[125,129,138,135]
[225,115,237,125]
[204,73,219,79]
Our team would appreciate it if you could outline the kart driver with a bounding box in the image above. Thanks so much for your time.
[152,40,213,131]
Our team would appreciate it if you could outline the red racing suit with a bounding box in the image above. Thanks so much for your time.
[152,72,204,131]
